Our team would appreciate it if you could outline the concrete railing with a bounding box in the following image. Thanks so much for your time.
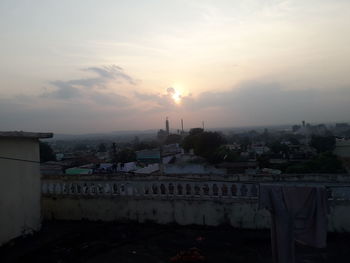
[41,175,350,232]
[42,179,350,201]
[42,180,259,200]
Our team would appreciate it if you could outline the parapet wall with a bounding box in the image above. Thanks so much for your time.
[42,174,350,232]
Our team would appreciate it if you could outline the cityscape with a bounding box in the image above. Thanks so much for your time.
[41,119,350,176]
[1,1,350,263]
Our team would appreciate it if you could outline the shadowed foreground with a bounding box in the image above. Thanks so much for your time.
[0,221,349,263]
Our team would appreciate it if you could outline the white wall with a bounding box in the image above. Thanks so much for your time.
[42,197,350,232]
[0,138,41,245]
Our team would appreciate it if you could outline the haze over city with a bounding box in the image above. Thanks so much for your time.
[1,0,350,134]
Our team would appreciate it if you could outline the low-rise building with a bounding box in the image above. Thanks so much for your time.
[0,131,53,245]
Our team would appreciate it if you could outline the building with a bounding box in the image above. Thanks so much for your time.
[165,117,170,135]
[136,149,161,164]
[0,131,53,245]
[334,138,350,158]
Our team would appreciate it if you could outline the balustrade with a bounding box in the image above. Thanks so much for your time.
[42,180,261,200]
[42,180,350,201]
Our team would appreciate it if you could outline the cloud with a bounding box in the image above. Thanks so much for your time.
[89,91,130,106]
[42,65,136,100]
[133,80,350,125]
[85,65,136,85]
[2,75,349,134]
[42,80,81,99]
[0,95,139,134]
[0,65,139,133]
[134,87,190,112]
[181,81,350,124]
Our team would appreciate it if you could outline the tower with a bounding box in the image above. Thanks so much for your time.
[181,119,184,132]
[166,117,169,135]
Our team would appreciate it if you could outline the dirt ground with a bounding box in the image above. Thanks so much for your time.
[1,221,349,263]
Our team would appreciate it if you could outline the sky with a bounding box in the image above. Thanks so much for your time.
[1,0,350,134]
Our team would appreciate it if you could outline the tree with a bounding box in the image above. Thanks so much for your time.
[73,143,88,151]
[189,128,204,136]
[39,141,56,163]
[269,141,289,155]
[208,146,239,163]
[310,135,335,153]
[98,143,107,152]
[182,131,226,160]
[114,148,136,163]
[286,152,345,173]
[165,134,182,144]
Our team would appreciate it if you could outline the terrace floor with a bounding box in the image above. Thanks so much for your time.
[1,221,349,263]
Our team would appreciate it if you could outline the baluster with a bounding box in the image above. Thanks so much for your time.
[194,184,200,196]
[57,183,63,194]
[212,184,219,197]
[250,184,258,197]
[160,184,166,195]
[221,184,228,197]
[168,183,174,195]
[144,184,150,195]
[202,184,209,196]
[186,184,192,196]
[240,184,248,197]
[177,183,183,196]
[126,184,133,196]
[76,184,82,195]
[104,183,110,195]
[112,183,119,195]
[83,183,89,195]
[42,182,48,194]
[97,184,104,195]
[63,183,68,195]
[91,183,96,195]
[132,183,138,196]
[120,184,125,195]
[231,184,237,197]
[152,183,158,195]
[70,183,76,195]
[48,183,54,194]
[327,188,333,200]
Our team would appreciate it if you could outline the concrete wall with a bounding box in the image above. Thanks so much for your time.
[42,173,350,233]
[0,138,41,245]
[43,197,270,228]
[42,196,350,232]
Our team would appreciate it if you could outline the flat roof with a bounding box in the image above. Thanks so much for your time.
[0,131,53,139]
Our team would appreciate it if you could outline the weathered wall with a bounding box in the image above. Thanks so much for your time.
[43,197,271,228]
[42,196,350,232]
[41,175,350,233]
[0,138,41,245]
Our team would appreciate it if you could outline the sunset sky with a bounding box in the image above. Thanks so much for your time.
[1,0,350,133]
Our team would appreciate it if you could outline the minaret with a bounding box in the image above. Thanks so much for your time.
[181,119,184,132]
[166,117,170,135]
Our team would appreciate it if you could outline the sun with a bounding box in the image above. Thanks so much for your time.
[172,91,182,104]
[170,83,184,104]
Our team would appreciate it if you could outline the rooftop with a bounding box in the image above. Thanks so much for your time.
[0,131,53,139]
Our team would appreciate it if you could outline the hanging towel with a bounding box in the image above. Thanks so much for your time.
[259,184,328,263]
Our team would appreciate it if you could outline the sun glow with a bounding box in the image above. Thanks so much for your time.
[172,91,182,104]
[170,83,184,104]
